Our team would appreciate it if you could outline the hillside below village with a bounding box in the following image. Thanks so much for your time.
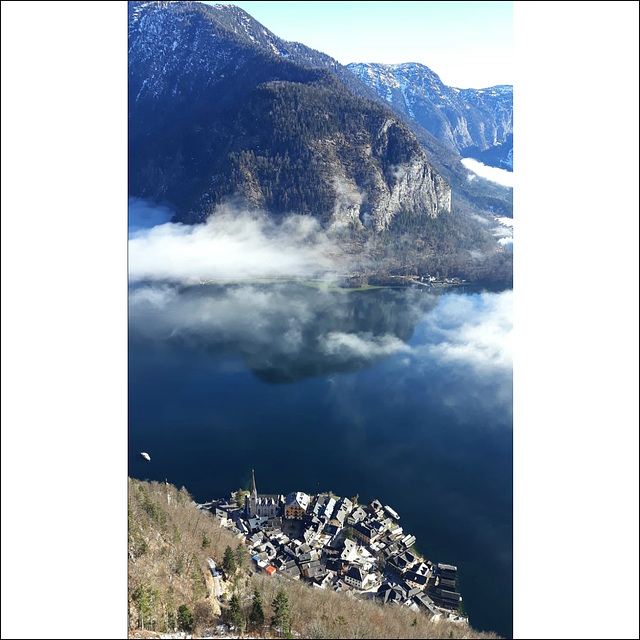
[128,477,500,639]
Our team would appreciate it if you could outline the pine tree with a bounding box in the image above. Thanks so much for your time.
[249,586,265,629]
[177,604,193,633]
[131,585,152,630]
[228,592,243,631]
[234,543,245,570]
[271,587,291,636]
[222,545,236,575]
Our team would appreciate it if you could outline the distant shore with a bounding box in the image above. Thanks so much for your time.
[193,275,477,292]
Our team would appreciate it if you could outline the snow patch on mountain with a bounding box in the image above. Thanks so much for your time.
[347,62,513,163]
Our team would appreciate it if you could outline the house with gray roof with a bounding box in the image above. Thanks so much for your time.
[321,496,337,520]
[280,564,301,580]
[404,570,429,589]
[413,592,440,617]
[367,499,384,515]
[340,538,357,561]
[352,521,377,545]
[311,494,328,517]
[347,506,367,525]
[388,550,419,574]
[344,565,373,590]
[376,582,408,605]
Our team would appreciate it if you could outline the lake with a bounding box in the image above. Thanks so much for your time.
[128,282,513,638]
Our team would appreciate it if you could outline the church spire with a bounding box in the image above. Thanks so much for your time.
[250,468,257,498]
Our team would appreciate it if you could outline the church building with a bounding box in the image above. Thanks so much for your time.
[245,469,284,519]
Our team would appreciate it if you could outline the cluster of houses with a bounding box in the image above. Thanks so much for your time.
[198,470,467,623]
[416,274,466,286]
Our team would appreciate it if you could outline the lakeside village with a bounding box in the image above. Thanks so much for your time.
[198,471,468,625]
[341,273,468,289]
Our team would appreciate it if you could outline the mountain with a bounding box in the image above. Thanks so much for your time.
[129,1,450,230]
[129,2,511,283]
[347,63,513,170]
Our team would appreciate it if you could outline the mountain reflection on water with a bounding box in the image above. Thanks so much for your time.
[129,283,439,383]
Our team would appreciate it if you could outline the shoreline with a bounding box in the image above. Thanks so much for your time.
[184,276,500,292]
[197,486,468,624]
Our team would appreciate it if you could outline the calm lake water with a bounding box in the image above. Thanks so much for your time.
[128,282,513,638]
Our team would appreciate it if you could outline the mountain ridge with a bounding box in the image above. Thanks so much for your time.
[347,62,513,170]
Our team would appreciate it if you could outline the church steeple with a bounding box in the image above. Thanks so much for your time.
[250,468,257,499]
[247,468,258,518]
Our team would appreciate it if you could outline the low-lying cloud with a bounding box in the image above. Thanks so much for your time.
[320,332,410,360]
[128,199,512,399]
[324,289,513,429]
[128,200,343,284]
[494,216,514,228]
[411,290,513,373]
[130,276,512,405]
[461,158,514,188]
[129,282,431,382]
[492,216,514,251]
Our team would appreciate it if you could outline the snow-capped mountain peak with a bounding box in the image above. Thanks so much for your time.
[347,61,513,169]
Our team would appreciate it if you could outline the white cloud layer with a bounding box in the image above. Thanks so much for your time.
[493,216,514,250]
[321,332,410,359]
[411,289,513,373]
[322,289,514,429]
[461,158,514,188]
[128,202,341,284]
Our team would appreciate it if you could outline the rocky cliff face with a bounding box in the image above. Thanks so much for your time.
[347,62,513,170]
[363,128,452,231]
[128,2,450,228]
[324,138,452,233]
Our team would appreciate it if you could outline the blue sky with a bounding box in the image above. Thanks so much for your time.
[204,1,512,88]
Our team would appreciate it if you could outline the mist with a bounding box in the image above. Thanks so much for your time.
[128,198,512,392]
[128,200,344,284]
[461,158,514,188]
[493,215,514,251]
[129,275,512,407]
[324,289,513,431]
[410,289,512,373]
[129,282,433,382]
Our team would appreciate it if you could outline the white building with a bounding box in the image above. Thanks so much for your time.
[344,566,374,590]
